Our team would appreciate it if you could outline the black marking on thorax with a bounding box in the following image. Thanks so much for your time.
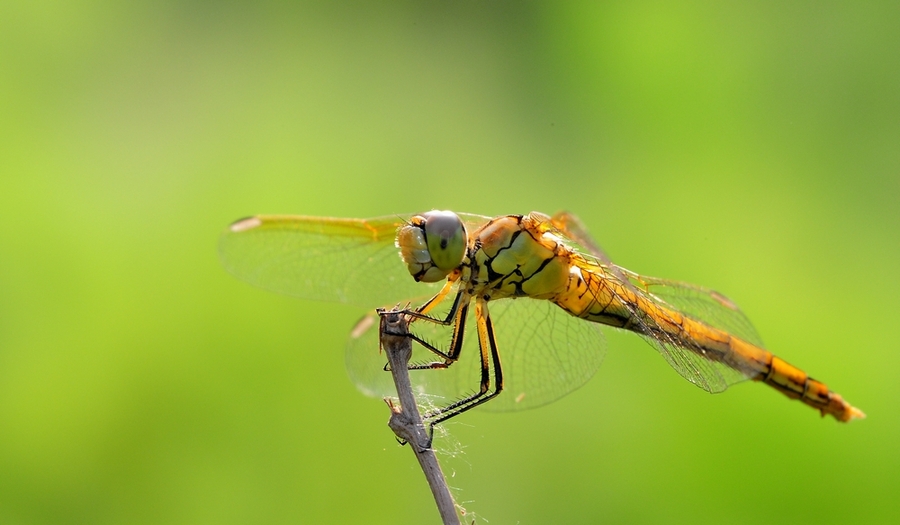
[482,224,560,297]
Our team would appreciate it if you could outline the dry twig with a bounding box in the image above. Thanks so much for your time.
[379,310,461,525]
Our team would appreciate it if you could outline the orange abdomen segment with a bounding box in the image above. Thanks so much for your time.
[760,354,865,422]
[674,315,866,422]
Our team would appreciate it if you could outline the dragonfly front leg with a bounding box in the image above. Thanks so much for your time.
[404,298,469,365]
[378,290,470,375]
[380,274,456,322]
[401,277,464,327]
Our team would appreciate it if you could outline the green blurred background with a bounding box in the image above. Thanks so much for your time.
[2,2,898,523]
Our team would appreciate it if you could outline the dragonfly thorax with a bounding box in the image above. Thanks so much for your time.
[467,214,572,301]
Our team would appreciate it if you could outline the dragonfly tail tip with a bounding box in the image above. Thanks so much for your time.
[847,406,866,421]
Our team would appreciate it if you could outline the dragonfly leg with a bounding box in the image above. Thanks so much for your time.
[423,299,504,438]
[379,294,469,366]
[384,277,487,369]
[401,287,465,327]
[405,300,469,364]
[382,273,470,337]
[394,277,460,325]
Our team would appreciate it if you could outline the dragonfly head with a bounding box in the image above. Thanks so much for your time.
[396,210,467,282]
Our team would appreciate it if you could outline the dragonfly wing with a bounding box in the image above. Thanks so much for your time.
[345,312,395,399]
[636,333,749,393]
[547,211,615,264]
[621,271,765,348]
[484,297,606,411]
[218,214,442,308]
[544,213,751,392]
[594,270,759,393]
[544,212,764,393]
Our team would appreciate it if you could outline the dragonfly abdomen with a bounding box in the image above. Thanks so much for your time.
[647,307,866,422]
[648,311,866,422]
[555,264,865,422]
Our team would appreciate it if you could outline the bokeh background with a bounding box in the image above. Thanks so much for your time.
[2,2,898,523]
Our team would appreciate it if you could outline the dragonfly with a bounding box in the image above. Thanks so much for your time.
[219,210,864,429]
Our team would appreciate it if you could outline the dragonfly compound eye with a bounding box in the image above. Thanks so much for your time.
[396,210,467,283]
[423,210,467,272]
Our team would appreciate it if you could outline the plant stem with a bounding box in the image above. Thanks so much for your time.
[379,310,461,525]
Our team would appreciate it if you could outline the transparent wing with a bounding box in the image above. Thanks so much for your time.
[589,264,760,393]
[636,331,750,393]
[546,211,761,393]
[619,270,764,348]
[346,296,606,413]
[218,213,489,309]
[486,298,606,411]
